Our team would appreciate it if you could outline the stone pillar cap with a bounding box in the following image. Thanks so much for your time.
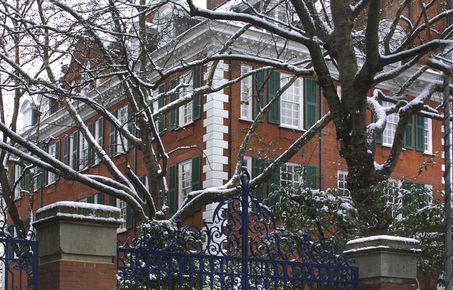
[34,201,123,228]
[344,235,421,254]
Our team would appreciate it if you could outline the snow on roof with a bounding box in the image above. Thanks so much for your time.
[36,201,120,215]
[346,235,419,245]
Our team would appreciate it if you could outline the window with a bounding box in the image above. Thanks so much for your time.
[178,73,194,127]
[79,134,89,170]
[68,132,79,170]
[117,199,128,230]
[47,143,57,184]
[424,117,432,154]
[168,157,201,214]
[116,105,128,154]
[382,101,398,146]
[13,164,22,200]
[280,73,303,128]
[94,118,104,164]
[241,65,253,120]
[337,171,350,196]
[280,163,303,187]
[178,160,192,207]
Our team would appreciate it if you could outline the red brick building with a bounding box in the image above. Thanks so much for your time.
[11,0,446,237]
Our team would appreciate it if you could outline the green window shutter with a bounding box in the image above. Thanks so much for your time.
[191,156,201,191]
[63,136,69,165]
[88,123,94,166]
[252,158,265,201]
[36,168,42,189]
[268,165,280,206]
[109,195,116,206]
[158,85,166,134]
[304,165,318,189]
[126,205,134,229]
[72,132,79,170]
[97,192,104,204]
[55,140,61,181]
[87,195,95,203]
[98,118,104,149]
[404,116,413,149]
[109,111,117,156]
[415,115,425,152]
[10,165,15,188]
[170,79,179,130]
[193,65,202,121]
[304,78,318,129]
[253,70,265,119]
[268,70,281,125]
[169,164,177,214]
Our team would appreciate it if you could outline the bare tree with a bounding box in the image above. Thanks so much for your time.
[0,0,451,234]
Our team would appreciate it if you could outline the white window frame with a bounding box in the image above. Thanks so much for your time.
[79,134,89,170]
[14,165,22,200]
[178,73,194,127]
[280,163,303,187]
[382,101,398,147]
[116,105,128,154]
[240,65,253,120]
[280,73,303,129]
[47,144,56,184]
[94,119,102,164]
[337,170,350,196]
[117,198,127,230]
[178,160,192,208]
[424,117,433,154]
[69,132,78,170]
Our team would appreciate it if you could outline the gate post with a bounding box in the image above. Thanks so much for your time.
[344,235,421,290]
[34,201,122,290]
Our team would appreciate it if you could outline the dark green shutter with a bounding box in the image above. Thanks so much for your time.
[404,116,413,149]
[98,118,104,149]
[191,156,201,191]
[63,136,69,165]
[158,85,166,134]
[72,132,79,170]
[110,111,117,155]
[126,205,134,229]
[170,79,179,130]
[36,168,42,189]
[87,195,95,203]
[109,195,116,206]
[415,115,425,152]
[97,192,104,204]
[88,123,94,166]
[304,165,318,189]
[252,158,265,201]
[268,70,280,124]
[169,164,177,214]
[304,78,318,129]
[268,166,280,206]
[193,65,202,121]
[55,140,61,181]
[253,70,265,119]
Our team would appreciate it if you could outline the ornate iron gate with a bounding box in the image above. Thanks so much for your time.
[0,229,39,290]
[117,169,359,289]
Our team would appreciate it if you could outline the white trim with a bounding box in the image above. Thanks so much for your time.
[178,159,192,208]
[280,73,303,129]
[337,170,350,196]
[47,144,57,184]
[424,117,432,154]
[240,65,253,120]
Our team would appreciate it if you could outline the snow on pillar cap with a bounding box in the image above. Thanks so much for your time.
[344,235,421,254]
[34,201,123,227]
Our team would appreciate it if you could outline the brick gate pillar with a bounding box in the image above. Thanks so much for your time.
[344,235,421,290]
[34,201,122,290]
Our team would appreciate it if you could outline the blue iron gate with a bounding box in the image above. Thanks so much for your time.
[0,229,39,290]
[117,169,359,289]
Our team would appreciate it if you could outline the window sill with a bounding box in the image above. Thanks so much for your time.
[239,118,253,123]
[117,227,127,234]
[279,124,304,131]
